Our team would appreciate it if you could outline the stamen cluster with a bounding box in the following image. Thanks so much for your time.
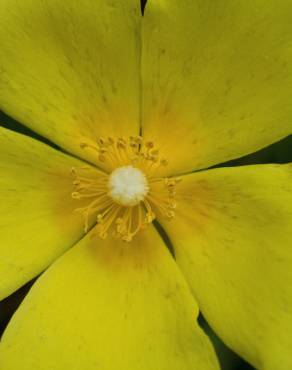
[71,136,180,241]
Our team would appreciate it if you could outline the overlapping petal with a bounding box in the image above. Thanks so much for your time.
[157,164,292,369]
[0,127,102,300]
[0,0,141,167]
[0,226,219,370]
[142,0,292,175]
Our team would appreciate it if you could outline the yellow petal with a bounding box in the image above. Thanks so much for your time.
[0,127,101,299]
[142,1,292,175]
[0,0,141,167]
[158,164,292,369]
[0,226,219,370]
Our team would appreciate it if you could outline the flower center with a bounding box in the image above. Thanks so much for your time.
[108,166,149,206]
[71,136,180,242]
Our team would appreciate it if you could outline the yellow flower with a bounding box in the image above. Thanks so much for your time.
[0,0,291,369]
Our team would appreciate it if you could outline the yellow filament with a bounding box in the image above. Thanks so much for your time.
[71,136,181,242]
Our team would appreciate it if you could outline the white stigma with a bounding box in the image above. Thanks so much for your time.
[108,166,149,206]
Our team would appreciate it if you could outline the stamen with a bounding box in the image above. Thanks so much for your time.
[71,136,181,242]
